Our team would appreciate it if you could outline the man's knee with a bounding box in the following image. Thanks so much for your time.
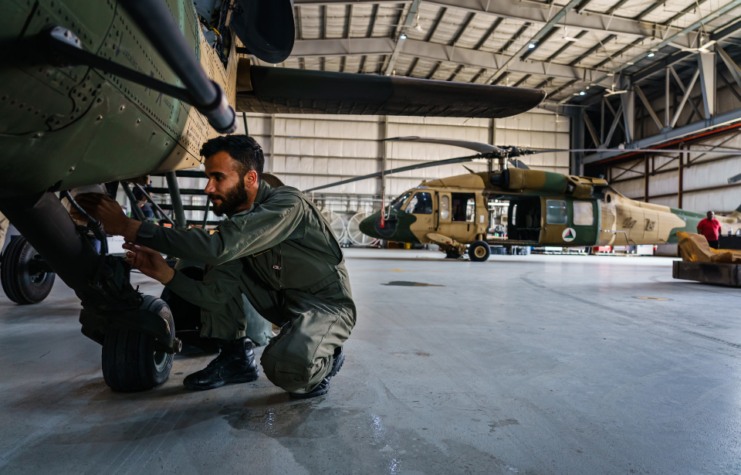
[260,349,330,393]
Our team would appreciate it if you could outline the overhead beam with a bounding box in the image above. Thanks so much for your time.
[670,69,700,128]
[717,43,741,91]
[583,107,741,165]
[634,84,663,131]
[697,52,716,118]
[487,0,582,84]
[384,0,420,76]
[582,1,741,90]
[289,38,615,85]
[293,0,694,46]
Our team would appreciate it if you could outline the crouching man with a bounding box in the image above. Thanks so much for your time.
[77,135,356,399]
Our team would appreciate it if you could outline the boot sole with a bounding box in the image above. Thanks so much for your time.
[290,382,330,399]
[329,349,345,378]
[183,369,260,391]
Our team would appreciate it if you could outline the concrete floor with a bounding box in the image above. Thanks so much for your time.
[1,249,741,474]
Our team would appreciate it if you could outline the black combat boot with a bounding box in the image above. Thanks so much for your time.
[183,337,260,390]
[290,346,344,399]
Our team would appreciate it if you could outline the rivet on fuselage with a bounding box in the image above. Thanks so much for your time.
[69,167,75,172]
[120,106,125,111]
[136,119,141,124]
[96,115,103,121]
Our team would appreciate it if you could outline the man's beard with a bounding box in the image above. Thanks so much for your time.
[208,182,248,217]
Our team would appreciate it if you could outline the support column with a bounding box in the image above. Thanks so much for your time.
[380,116,389,201]
[664,68,671,129]
[620,77,635,143]
[268,114,275,172]
[571,111,585,176]
[489,118,497,171]
[678,146,684,208]
[644,156,649,202]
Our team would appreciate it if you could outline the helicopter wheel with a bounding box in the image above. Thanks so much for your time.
[1,236,56,304]
[468,241,491,262]
[102,296,175,392]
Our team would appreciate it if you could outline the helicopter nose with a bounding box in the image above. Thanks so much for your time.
[359,211,400,239]
[359,212,380,238]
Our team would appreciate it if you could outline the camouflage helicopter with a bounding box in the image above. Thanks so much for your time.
[0,0,545,390]
[305,137,741,261]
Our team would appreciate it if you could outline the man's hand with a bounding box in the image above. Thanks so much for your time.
[75,193,141,242]
[123,243,175,284]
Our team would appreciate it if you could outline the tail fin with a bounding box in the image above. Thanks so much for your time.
[732,204,741,220]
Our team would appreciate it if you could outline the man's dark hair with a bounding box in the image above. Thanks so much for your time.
[200,135,264,180]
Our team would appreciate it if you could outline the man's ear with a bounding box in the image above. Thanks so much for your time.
[244,170,259,189]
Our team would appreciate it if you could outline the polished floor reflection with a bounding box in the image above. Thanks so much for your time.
[1,250,740,474]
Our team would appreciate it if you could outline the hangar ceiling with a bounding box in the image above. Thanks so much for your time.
[241,0,741,106]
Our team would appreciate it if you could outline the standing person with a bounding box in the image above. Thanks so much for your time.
[76,135,355,399]
[697,211,722,249]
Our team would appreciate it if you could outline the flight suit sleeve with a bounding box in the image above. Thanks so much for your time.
[164,259,243,310]
[135,192,305,265]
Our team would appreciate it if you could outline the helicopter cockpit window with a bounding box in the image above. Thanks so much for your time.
[405,193,433,214]
[573,201,594,226]
[391,192,413,213]
[546,200,568,225]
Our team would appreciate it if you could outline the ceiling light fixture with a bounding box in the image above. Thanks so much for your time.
[528,43,536,49]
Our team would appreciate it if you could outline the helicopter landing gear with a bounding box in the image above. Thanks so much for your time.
[444,249,462,259]
[1,235,56,304]
[468,241,491,262]
[0,192,180,392]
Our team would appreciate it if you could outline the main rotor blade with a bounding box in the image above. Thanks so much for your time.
[529,148,739,154]
[383,136,502,154]
[238,67,546,118]
[302,154,481,193]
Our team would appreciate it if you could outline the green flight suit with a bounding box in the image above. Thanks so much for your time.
[135,181,356,394]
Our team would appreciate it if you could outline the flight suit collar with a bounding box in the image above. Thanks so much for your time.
[232,180,273,217]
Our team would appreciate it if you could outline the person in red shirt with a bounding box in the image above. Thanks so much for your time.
[697,211,722,248]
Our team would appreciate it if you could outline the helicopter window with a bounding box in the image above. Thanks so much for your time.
[406,193,433,214]
[452,193,475,222]
[573,201,594,226]
[546,200,568,225]
[440,195,450,220]
[391,192,413,212]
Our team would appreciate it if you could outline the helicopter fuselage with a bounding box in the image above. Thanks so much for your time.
[359,168,741,256]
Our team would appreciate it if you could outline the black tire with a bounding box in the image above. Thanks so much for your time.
[1,236,56,304]
[445,249,461,259]
[102,296,175,392]
[468,240,491,262]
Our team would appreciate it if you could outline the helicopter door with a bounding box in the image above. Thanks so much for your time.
[540,197,601,246]
[437,192,477,242]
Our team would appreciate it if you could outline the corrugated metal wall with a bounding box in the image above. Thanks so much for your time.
[151,110,568,219]
[244,109,569,201]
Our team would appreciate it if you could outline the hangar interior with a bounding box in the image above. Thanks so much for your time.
[3,0,741,474]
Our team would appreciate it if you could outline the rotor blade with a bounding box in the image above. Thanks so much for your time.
[238,66,546,118]
[383,137,502,154]
[303,154,481,193]
[527,148,739,154]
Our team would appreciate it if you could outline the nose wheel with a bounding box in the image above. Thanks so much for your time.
[1,236,55,304]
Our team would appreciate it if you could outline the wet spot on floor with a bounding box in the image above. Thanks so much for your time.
[382,281,444,287]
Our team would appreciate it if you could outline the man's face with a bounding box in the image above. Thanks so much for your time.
[708,211,715,220]
[204,151,253,217]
